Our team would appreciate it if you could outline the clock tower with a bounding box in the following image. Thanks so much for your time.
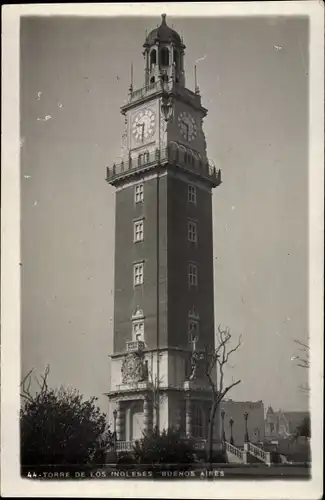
[105,14,222,449]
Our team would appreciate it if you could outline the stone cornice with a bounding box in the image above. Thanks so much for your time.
[109,346,193,360]
[105,384,213,400]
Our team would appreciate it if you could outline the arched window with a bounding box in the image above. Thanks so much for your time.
[138,154,144,166]
[169,142,179,163]
[161,73,168,82]
[160,47,169,66]
[150,76,155,84]
[192,403,205,438]
[179,145,187,164]
[150,49,157,66]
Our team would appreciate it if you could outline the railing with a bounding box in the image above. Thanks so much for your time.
[127,80,201,105]
[193,440,206,450]
[129,80,173,102]
[224,441,245,460]
[106,147,221,186]
[126,340,146,352]
[116,441,134,452]
[116,438,215,453]
[245,442,271,466]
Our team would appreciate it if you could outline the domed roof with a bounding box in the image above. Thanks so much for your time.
[145,14,182,46]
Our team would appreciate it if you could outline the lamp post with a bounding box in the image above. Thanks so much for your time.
[220,409,226,443]
[244,412,249,443]
[229,417,234,445]
[113,409,117,456]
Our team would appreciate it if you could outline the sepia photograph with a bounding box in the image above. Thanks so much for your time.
[1,2,324,498]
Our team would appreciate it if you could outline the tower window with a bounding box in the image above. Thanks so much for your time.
[134,220,144,242]
[188,263,198,287]
[188,185,197,204]
[188,320,199,343]
[150,49,157,66]
[135,184,144,203]
[132,321,144,341]
[160,47,169,66]
[133,263,144,286]
[188,221,197,243]
[150,76,155,84]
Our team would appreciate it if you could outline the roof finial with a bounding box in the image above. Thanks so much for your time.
[129,62,133,93]
[161,13,167,25]
[194,65,200,95]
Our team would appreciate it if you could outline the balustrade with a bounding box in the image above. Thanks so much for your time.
[106,147,221,186]
[246,442,271,466]
[225,441,244,459]
[116,441,133,452]
[126,340,145,352]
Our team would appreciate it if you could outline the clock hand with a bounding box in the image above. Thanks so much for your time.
[185,123,189,140]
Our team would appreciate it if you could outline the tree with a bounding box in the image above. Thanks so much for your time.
[203,326,242,466]
[132,427,196,469]
[292,338,310,393]
[147,352,166,431]
[20,366,113,469]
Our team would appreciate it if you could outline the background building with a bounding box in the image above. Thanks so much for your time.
[220,400,265,447]
[265,405,310,439]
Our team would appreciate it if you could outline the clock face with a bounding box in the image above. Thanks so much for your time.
[132,108,156,143]
[178,111,197,142]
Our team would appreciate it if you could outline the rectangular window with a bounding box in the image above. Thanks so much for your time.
[135,184,144,203]
[188,320,199,342]
[133,263,144,286]
[188,263,198,287]
[188,221,197,243]
[188,184,197,204]
[134,220,144,242]
[133,322,144,341]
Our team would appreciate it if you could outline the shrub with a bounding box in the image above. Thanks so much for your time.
[20,370,113,469]
[132,427,196,468]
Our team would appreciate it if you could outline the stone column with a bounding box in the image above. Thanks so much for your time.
[143,396,153,433]
[174,403,182,433]
[116,402,125,441]
[185,398,192,438]
[145,50,149,87]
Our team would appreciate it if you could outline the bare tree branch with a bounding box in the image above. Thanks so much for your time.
[294,339,309,351]
[40,365,50,393]
[20,369,34,388]
[224,334,242,363]
[20,369,35,402]
[203,326,242,466]
[218,379,241,402]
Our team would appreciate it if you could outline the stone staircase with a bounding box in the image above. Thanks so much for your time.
[225,441,272,466]
[244,442,271,466]
[224,441,248,464]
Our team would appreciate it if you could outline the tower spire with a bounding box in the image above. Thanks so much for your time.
[161,13,167,25]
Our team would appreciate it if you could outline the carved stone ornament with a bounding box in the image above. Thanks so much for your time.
[161,96,174,122]
[121,352,148,384]
[188,339,204,381]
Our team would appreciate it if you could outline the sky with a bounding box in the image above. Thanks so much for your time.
[20,14,309,417]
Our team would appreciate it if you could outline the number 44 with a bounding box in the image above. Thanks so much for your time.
[27,472,38,478]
